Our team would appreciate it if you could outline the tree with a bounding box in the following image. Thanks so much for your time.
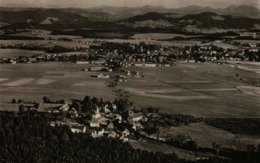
[247,144,256,153]
[0,128,6,145]
[212,142,221,156]
[43,96,51,103]
[19,105,26,113]
[17,99,24,103]
[61,131,70,142]
[72,101,81,111]
[11,98,17,103]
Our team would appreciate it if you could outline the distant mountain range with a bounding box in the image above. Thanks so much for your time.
[0,5,259,31]
[0,5,259,22]
[120,12,260,30]
[78,5,260,20]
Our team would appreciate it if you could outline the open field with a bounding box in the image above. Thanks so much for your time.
[119,62,260,117]
[0,63,116,103]
[159,122,260,151]
[131,33,187,40]
[130,140,196,160]
[0,62,259,117]
[0,49,47,58]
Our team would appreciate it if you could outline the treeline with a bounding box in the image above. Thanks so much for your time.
[205,118,260,136]
[0,111,183,163]
[0,111,259,162]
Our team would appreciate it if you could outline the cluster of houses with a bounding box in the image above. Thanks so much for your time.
[8,96,166,143]
[1,41,259,65]
[43,99,153,142]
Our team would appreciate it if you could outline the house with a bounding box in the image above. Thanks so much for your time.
[98,117,109,126]
[68,108,78,118]
[90,120,100,128]
[104,104,112,114]
[249,43,257,48]
[120,129,130,142]
[91,131,100,138]
[88,67,106,72]
[115,75,128,82]
[28,58,37,63]
[144,63,157,67]
[112,104,117,111]
[115,114,122,123]
[122,129,130,137]
[50,120,86,133]
[126,70,131,76]
[134,63,144,67]
[92,108,101,120]
[134,71,141,78]
[91,129,105,138]
[108,131,119,138]
[107,122,114,130]
[97,73,110,79]
[91,60,106,65]
[10,59,17,64]
[132,122,144,130]
[131,113,147,123]
[70,125,86,133]
[59,104,70,112]
[76,61,90,64]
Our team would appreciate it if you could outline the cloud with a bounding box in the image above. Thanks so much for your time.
[0,0,259,8]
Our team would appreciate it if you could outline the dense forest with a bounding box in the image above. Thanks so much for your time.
[0,111,259,163]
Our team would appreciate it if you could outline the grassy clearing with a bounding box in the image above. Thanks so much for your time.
[35,79,56,85]
[3,78,35,86]
[160,122,260,151]
[0,63,117,102]
[0,63,259,118]
[0,49,47,58]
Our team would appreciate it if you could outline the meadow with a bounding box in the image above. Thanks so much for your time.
[0,59,259,159]
[0,62,259,118]
[0,63,116,103]
[119,63,260,118]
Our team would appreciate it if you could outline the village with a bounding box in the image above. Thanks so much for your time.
[0,41,260,65]
[2,90,259,162]
[5,95,200,147]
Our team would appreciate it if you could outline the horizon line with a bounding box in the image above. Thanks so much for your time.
[0,4,259,10]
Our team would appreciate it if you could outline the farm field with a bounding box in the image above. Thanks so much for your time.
[0,63,116,104]
[119,62,260,117]
[131,33,187,40]
[159,122,260,151]
[0,49,47,58]
[0,62,259,117]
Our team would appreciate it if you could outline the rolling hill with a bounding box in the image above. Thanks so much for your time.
[119,12,260,30]
[0,6,259,33]
[0,8,91,29]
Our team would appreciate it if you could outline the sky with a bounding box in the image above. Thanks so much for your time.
[0,0,259,9]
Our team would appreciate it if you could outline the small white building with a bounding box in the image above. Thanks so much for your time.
[131,113,147,123]
[108,131,119,139]
[122,129,130,137]
[90,121,100,128]
[59,104,70,112]
[70,125,86,133]
[115,114,122,123]
[144,63,157,67]
[91,129,105,138]
[76,61,90,64]
[107,122,114,130]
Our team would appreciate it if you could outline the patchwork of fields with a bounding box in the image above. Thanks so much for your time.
[0,63,116,103]
[119,63,260,117]
[0,62,259,117]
